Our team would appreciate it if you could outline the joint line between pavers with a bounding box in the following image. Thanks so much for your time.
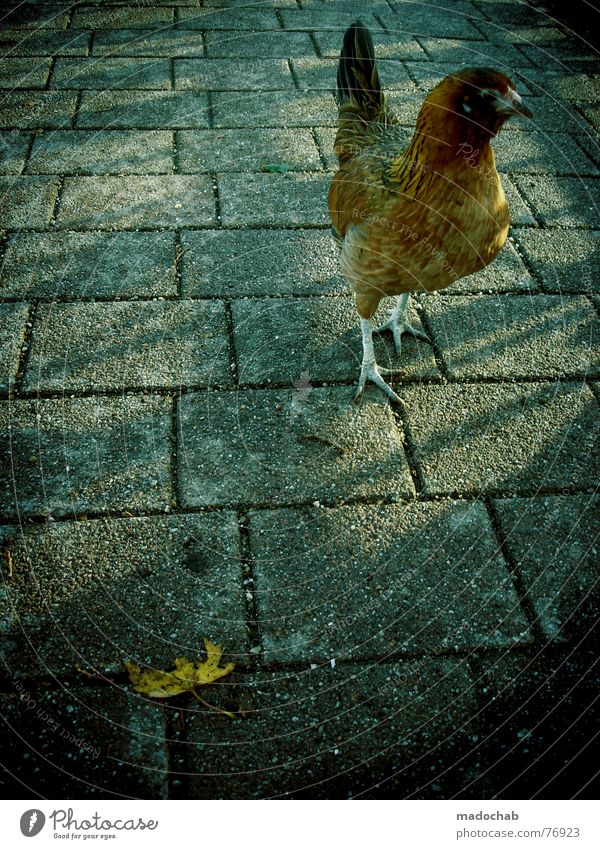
[237,512,264,666]
[484,499,547,643]
[390,405,426,496]
[11,301,38,395]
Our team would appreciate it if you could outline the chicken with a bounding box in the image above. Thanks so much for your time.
[328,21,532,402]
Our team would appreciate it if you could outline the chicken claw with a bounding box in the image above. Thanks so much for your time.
[375,294,431,355]
[355,317,403,404]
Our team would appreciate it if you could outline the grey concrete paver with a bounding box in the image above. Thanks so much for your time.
[0,29,90,57]
[512,228,599,293]
[218,173,330,226]
[0,510,245,674]
[57,175,216,229]
[0,685,168,798]
[292,57,415,92]
[423,294,597,379]
[93,28,204,58]
[0,302,28,392]
[0,91,78,129]
[180,229,346,297]
[176,8,280,30]
[0,231,177,298]
[493,130,598,176]
[2,5,71,29]
[178,387,415,508]
[0,176,60,228]
[376,6,484,39]
[403,381,598,495]
[0,395,173,518]
[27,129,174,175]
[205,30,314,59]
[501,175,536,226]
[184,657,479,798]
[76,89,210,129]
[175,59,294,91]
[51,57,172,90]
[212,90,336,129]
[313,30,427,60]
[231,296,438,385]
[23,301,232,392]
[0,130,30,174]
[0,57,51,88]
[71,6,175,29]
[513,176,600,229]
[177,128,322,173]
[418,37,534,68]
[250,500,530,662]
[494,494,599,640]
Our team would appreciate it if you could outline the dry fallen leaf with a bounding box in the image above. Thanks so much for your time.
[125,639,236,717]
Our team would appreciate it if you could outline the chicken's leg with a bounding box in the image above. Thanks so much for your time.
[375,293,430,355]
[355,318,403,404]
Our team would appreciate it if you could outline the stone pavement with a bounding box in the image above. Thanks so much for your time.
[0,0,598,800]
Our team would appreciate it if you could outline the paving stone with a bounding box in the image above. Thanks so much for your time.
[218,173,330,226]
[314,30,428,60]
[502,175,536,226]
[0,510,245,675]
[93,28,204,57]
[377,4,484,39]
[76,89,210,129]
[446,240,534,294]
[250,500,529,663]
[493,130,598,176]
[576,132,600,171]
[0,130,30,175]
[579,105,599,133]
[0,176,59,228]
[513,176,600,229]
[494,494,599,640]
[205,30,314,58]
[175,59,294,91]
[57,175,216,229]
[506,95,591,134]
[0,57,51,89]
[178,386,414,508]
[0,303,28,392]
[231,296,438,385]
[0,395,173,519]
[180,229,346,297]
[177,7,280,29]
[0,231,176,299]
[184,657,480,798]
[0,90,78,129]
[418,37,533,68]
[24,300,231,392]
[279,8,408,34]
[0,685,168,798]
[27,129,173,175]
[51,57,172,90]
[518,43,599,71]
[292,56,415,92]
[403,381,598,496]
[71,5,175,28]
[516,70,599,103]
[424,294,598,379]
[512,229,600,293]
[177,128,321,173]
[212,89,336,128]
[1,5,70,30]
[470,645,600,799]
[475,23,568,45]
[0,28,89,57]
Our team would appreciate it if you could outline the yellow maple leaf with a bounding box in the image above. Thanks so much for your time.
[125,639,236,716]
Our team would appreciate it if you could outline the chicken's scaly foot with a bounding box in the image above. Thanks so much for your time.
[354,317,403,405]
[375,293,430,355]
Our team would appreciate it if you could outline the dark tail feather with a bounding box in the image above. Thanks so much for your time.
[336,20,383,118]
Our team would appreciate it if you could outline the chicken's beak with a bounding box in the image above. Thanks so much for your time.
[496,88,533,119]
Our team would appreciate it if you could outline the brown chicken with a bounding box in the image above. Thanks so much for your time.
[329,22,532,402]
